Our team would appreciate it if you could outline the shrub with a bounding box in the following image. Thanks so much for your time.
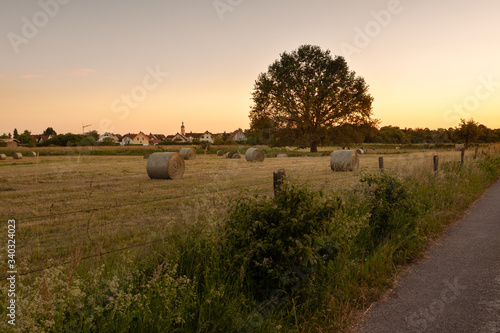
[99,137,117,146]
[359,173,418,250]
[223,182,340,298]
[223,139,237,145]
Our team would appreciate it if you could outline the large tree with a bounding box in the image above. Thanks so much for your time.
[455,118,482,148]
[250,45,374,152]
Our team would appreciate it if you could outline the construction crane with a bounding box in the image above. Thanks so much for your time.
[82,124,92,135]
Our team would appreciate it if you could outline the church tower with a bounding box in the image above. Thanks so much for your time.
[181,122,185,136]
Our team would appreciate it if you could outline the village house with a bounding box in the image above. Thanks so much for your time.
[230,129,247,142]
[31,135,54,144]
[164,122,189,143]
[98,132,120,143]
[149,133,166,144]
[121,132,151,145]
[185,132,202,141]
[185,131,214,143]
[115,123,242,145]
[121,134,134,145]
[167,133,189,143]
[176,122,214,143]
[0,139,19,148]
[200,131,214,143]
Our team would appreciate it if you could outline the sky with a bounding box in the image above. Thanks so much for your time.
[1,0,499,136]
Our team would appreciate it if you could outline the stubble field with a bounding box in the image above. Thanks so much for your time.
[0,146,487,274]
[1,144,500,332]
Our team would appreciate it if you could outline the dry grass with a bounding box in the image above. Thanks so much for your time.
[0,146,496,273]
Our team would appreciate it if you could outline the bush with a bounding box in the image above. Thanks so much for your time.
[223,139,237,145]
[99,137,117,146]
[223,182,340,298]
[359,173,418,250]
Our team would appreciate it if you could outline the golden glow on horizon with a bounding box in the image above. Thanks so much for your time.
[2,67,499,136]
[1,1,499,135]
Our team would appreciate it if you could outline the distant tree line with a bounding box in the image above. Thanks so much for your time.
[2,127,101,147]
[4,119,499,148]
[37,132,99,147]
[247,119,500,148]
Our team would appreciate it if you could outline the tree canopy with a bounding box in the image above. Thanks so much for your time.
[455,118,482,148]
[42,127,57,136]
[249,45,375,152]
[17,130,36,147]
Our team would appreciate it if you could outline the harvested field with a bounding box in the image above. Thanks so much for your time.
[0,148,491,274]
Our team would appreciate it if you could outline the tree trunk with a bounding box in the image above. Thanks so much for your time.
[310,141,318,153]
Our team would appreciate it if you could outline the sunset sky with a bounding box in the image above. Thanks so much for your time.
[1,0,499,136]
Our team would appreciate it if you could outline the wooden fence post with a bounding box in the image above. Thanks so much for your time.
[378,156,384,172]
[433,155,439,173]
[461,148,465,167]
[474,147,478,160]
[273,169,286,196]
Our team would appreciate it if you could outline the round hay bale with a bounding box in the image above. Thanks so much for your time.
[27,151,37,157]
[143,154,150,159]
[356,149,364,155]
[179,148,196,160]
[245,148,265,162]
[146,152,185,180]
[0,154,6,160]
[225,152,234,159]
[330,150,359,172]
[232,154,241,159]
[276,154,288,158]
[217,150,224,156]
[13,153,22,160]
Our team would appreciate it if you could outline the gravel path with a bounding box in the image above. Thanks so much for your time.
[356,179,500,333]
